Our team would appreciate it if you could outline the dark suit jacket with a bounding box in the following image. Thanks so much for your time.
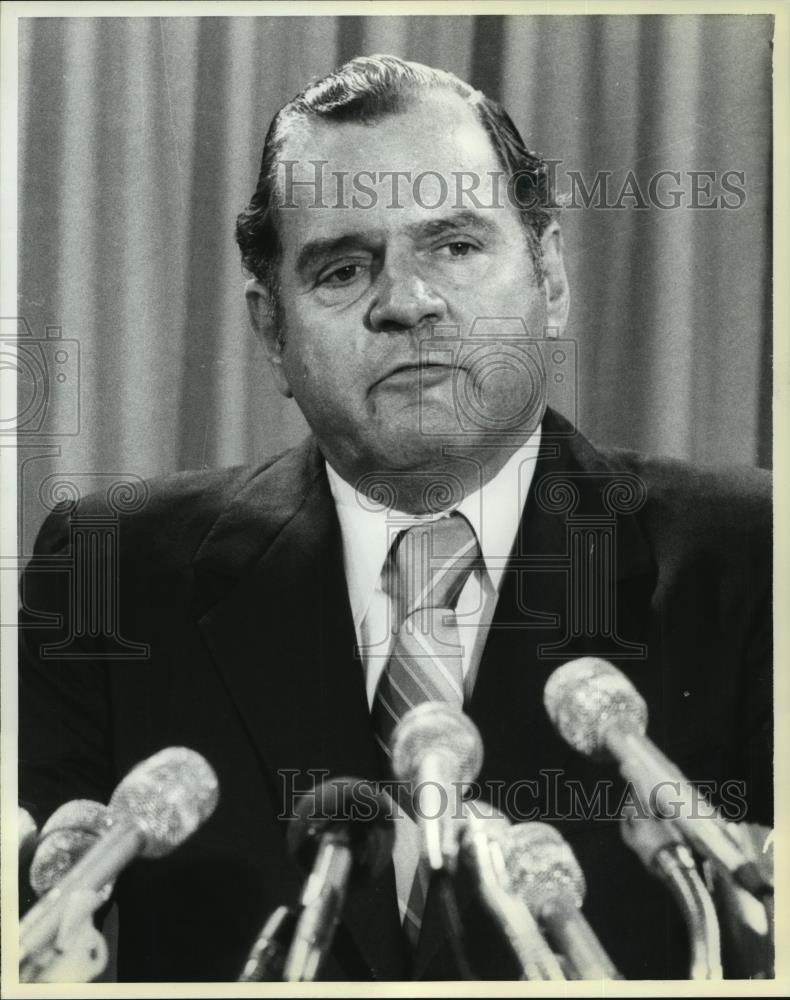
[18,408,772,981]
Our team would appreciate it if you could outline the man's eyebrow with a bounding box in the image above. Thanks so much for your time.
[403,211,500,240]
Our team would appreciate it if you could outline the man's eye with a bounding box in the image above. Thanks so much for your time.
[320,263,362,285]
[441,241,477,258]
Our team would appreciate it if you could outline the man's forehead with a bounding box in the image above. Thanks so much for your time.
[278,89,502,187]
[272,90,520,255]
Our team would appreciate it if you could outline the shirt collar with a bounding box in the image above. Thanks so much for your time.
[326,425,542,631]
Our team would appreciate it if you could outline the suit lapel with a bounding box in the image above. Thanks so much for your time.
[414,411,659,979]
[193,439,406,980]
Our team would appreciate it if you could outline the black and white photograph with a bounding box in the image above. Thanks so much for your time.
[2,1,785,991]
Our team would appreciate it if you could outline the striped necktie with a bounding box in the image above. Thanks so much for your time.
[371,512,480,945]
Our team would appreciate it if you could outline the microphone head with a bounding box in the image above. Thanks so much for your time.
[392,702,483,785]
[503,822,586,914]
[543,657,648,758]
[18,806,38,861]
[109,747,219,859]
[39,799,112,839]
[30,801,114,897]
[287,776,395,885]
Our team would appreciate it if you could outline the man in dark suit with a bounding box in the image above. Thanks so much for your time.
[18,55,771,982]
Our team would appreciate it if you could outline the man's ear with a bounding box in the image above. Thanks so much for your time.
[540,222,570,334]
[245,278,293,399]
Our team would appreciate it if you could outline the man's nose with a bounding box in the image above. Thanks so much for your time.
[367,259,447,333]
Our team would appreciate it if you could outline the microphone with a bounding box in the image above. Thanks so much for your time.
[282,775,394,982]
[30,801,114,899]
[544,658,771,898]
[392,702,483,871]
[19,807,38,864]
[238,905,299,982]
[20,747,219,972]
[502,822,621,980]
[621,812,722,979]
[459,803,566,980]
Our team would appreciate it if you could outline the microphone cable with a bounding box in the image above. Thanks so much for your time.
[434,868,474,980]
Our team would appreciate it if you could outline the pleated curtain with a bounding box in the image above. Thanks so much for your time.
[18,14,773,552]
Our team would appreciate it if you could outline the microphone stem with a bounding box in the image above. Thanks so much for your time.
[20,821,141,964]
[605,727,762,892]
[416,752,457,872]
[283,841,353,982]
[538,896,621,979]
[238,905,297,982]
[655,849,722,980]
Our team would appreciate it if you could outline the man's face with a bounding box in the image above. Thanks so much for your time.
[248,90,569,488]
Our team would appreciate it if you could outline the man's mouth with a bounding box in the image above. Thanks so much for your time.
[374,362,457,389]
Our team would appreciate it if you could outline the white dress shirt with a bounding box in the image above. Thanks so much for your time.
[326,425,542,708]
[325,428,542,924]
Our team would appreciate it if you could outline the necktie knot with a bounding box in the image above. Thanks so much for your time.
[384,512,481,624]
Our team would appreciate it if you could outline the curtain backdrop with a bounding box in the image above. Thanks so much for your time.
[17,14,773,553]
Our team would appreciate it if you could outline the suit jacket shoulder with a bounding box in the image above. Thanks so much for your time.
[599,444,771,571]
[29,439,323,571]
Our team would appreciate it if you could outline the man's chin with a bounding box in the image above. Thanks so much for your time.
[369,432,458,471]
[380,398,466,443]
[354,436,471,512]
